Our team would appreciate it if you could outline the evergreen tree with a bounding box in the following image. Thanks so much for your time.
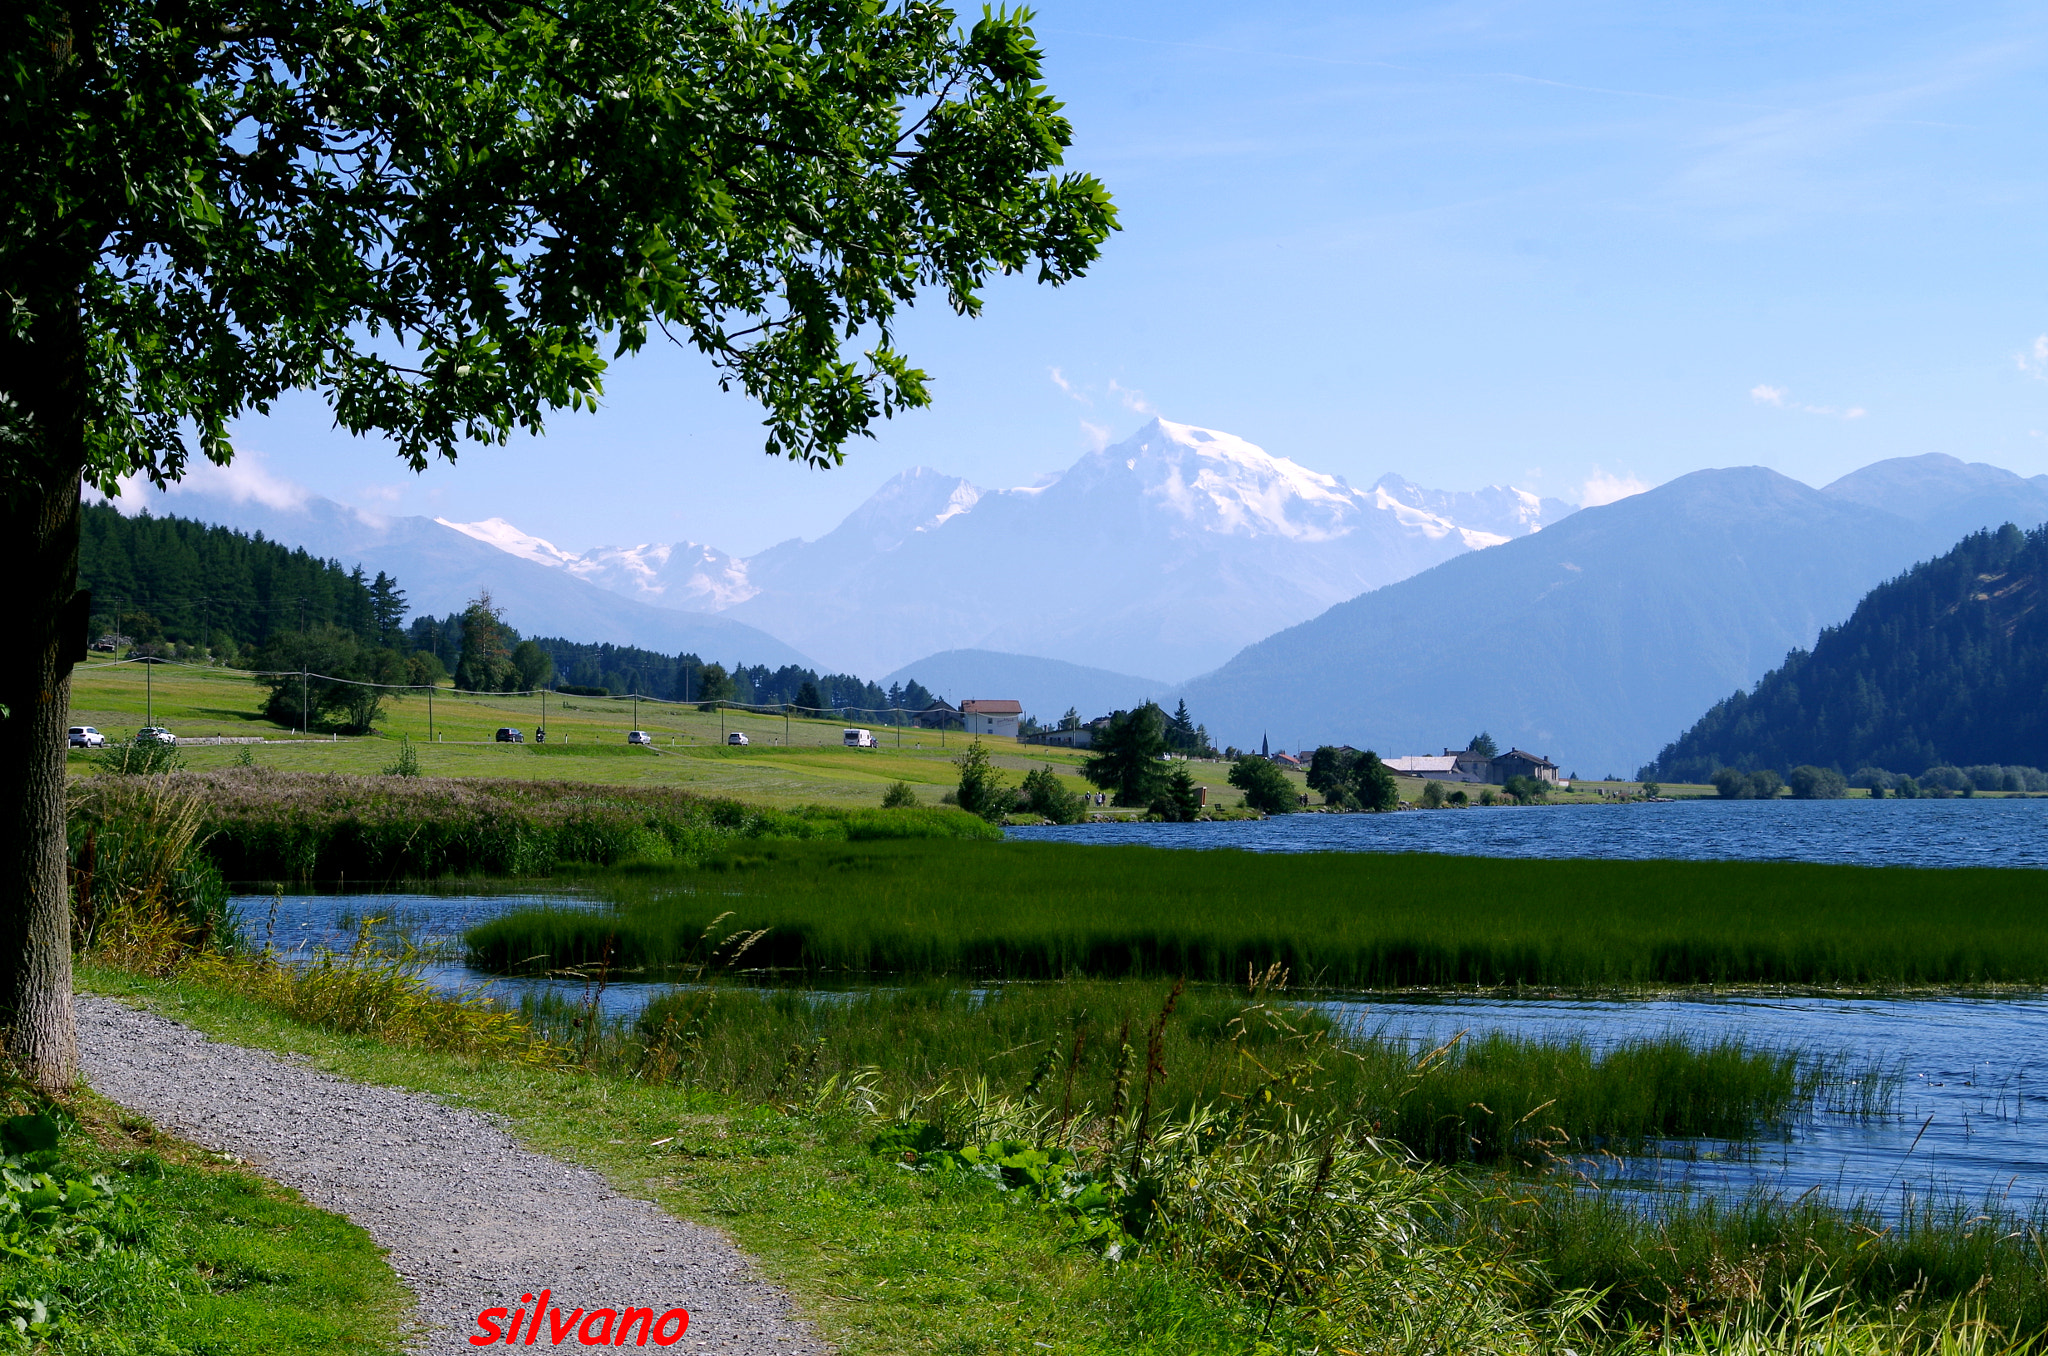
[1082,702,1170,806]
[794,679,825,713]
[453,593,517,693]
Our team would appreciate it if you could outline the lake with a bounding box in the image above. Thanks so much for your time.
[1006,795,2048,869]
[231,875,2048,1215]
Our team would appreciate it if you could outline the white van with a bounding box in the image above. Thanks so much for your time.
[842,728,877,748]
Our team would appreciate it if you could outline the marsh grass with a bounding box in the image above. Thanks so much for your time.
[68,774,233,973]
[466,837,2048,988]
[155,769,995,881]
[508,977,1894,1170]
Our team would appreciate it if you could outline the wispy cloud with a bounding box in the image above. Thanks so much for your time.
[1751,384,1865,419]
[1107,378,1154,415]
[1580,467,1650,507]
[2017,335,2048,379]
[1049,366,1091,405]
[1080,420,1113,452]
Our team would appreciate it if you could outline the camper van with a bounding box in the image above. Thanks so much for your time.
[842,728,877,749]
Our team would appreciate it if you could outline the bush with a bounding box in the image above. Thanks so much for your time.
[1228,756,1296,814]
[1420,780,1446,808]
[382,737,421,777]
[1849,767,1894,790]
[880,781,919,809]
[1502,774,1549,803]
[1712,767,1784,799]
[1786,765,1848,799]
[955,742,1010,823]
[1019,766,1083,824]
[93,733,185,777]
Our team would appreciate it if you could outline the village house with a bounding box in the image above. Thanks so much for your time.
[960,699,1023,739]
[1490,748,1561,784]
[913,699,962,730]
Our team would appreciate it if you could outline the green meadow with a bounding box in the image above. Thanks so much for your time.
[466,837,2048,988]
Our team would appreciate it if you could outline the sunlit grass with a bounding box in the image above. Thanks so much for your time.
[466,837,2048,988]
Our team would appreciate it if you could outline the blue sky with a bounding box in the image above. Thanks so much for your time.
[189,0,2048,557]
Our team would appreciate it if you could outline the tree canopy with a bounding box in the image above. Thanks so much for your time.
[1082,702,1169,806]
[6,0,1116,490]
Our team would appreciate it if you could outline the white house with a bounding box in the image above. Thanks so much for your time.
[960,699,1023,739]
[1383,754,1471,781]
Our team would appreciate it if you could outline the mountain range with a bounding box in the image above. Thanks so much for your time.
[438,419,1578,680]
[1179,454,2048,776]
[112,425,2048,777]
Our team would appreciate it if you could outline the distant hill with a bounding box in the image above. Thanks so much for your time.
[93,488,814,670]
[1642,522,2048,781]
[881,650,1171,725]
[1178,462,2048,778]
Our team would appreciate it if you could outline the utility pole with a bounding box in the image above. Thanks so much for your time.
[301,665,308,735]
[145,657,152,727]
[633,693,640,732]
[784,705,790,745]
[428,683,434,742]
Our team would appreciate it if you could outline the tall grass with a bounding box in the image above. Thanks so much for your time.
[161,769,995,881]
[512,977,1892,1170]
[68,774,233,972]
[465,837,2048,988]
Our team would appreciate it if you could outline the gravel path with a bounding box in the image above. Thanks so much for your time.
[78,995,831,1355]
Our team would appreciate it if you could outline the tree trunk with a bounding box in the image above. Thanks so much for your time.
[0,317,87,1094]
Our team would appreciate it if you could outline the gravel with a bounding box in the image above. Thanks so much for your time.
[77,995,832,1355]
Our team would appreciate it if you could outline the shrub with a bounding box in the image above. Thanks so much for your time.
[1228,756,1296,814]
[1787,765,1848,799]
[93,734,184,777]
[880,781,919,809]
[1019,766,1083,824]
[1712,768,1784,799]
[954,742,1010,823]
[1420,780,1446,808]
[382,736,421,777]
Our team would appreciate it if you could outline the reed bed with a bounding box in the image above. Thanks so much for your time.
[465,837,2048,988]
[91,769,996,881]
[515,977,1892,1169]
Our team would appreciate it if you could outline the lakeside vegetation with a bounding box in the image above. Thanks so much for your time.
[467,838,2048,988]
[65,768,2048,1351]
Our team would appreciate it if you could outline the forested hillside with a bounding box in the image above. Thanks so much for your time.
[1643,523,2048,781]
[80,504,404,654]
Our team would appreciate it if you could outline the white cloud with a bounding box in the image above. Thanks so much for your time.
[1079,420,1112,452]
[164,450,312,510]
[1751,384,1865,419]
[1107,378,1155,415]
[1580,467,1650,507]
[2017,335,2048,379]
[1049,366,1090,405]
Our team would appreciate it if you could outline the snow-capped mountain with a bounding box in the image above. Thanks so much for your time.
[451,419,1576,679]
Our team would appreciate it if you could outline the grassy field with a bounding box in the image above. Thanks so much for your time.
[68,657,1715,808]
[468,838,2048,988]
[66,658,1162,809]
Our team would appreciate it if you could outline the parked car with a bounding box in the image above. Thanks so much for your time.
[627,730,653,745]
[135,727,176,746]
[494,727,523,743]
[67,726,105,748]
[842,728,877,748]
[727,732,749,747]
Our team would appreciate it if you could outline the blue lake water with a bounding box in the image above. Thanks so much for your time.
[1006,795,2048,869]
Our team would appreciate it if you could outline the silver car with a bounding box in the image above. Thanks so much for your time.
[68,726,105,748]
[136,727,176,746]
